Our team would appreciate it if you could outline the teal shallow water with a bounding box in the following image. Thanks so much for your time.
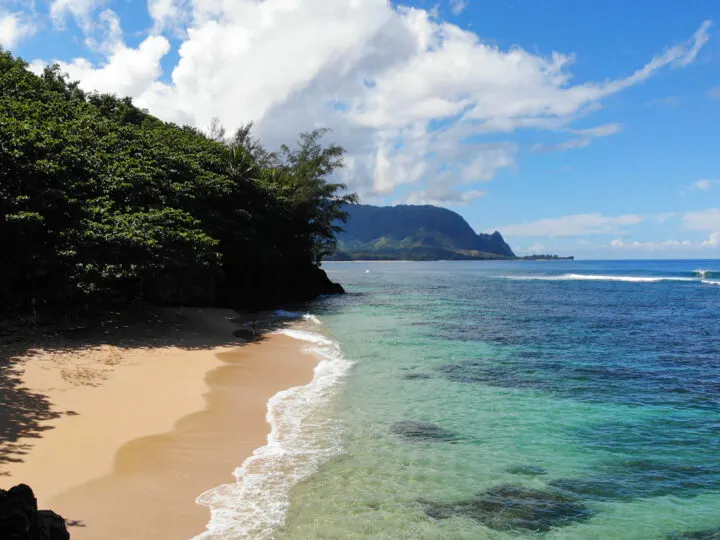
[274,261,720,539]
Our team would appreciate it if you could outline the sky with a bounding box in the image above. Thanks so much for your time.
[1,0,719,259]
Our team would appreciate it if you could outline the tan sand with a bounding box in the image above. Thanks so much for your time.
[2,308,318,539]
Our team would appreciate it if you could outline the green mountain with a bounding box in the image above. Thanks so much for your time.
[328,204,516,261]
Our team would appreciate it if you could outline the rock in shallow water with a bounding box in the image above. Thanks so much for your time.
[401,373,432,381]
[506,464,547,476]
[422,485,591,532]
[666,529,720,540]
[390,420,458,442]
[549,458,720,502]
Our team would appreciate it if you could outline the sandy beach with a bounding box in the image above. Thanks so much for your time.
[1,307,318,539]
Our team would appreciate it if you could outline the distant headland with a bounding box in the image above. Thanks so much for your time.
[326,205,572,262]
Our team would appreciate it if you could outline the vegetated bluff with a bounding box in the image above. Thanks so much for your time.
[0,49,354,313]
[328,204,516,261]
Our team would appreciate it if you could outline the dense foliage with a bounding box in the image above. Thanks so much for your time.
[0,50,356,312]
[329,204,516,261]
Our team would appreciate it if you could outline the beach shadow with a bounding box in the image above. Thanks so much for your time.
[0,304,289,469]
[0,340,63,468]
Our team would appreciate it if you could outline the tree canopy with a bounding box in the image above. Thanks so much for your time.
[0,49,355,312]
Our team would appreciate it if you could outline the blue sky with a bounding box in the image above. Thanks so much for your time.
[1,0,719,259]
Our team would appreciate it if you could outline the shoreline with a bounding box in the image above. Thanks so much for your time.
[1,308,320,539]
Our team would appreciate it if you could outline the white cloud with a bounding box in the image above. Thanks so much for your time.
[610,231,720,251]
[0,11,35,48]
[494,213,644,238]
[30,4,712,203]
[532,123,623,152]
[683,208,720,231]
[692,179,718,191]
[611,237,693,250]
[403,188,486,207]
[450,0,468,16]
[703,232,720,246]
[50,0,105,31]
[84,9,122,52]
[148,0,188,33]
[570,123,623,138]
[48,22,171,99]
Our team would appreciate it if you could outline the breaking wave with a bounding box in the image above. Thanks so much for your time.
[194,320,350,539]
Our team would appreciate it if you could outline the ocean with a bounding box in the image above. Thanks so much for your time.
[205,260,720,539]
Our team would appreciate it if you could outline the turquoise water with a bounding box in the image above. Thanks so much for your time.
[270,260,720,539]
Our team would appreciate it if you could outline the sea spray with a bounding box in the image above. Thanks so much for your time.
[694,269,719,279]
[194,320,351,539]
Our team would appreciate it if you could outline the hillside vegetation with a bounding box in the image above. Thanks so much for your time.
[330,204,516,260]
[0,49,355,313]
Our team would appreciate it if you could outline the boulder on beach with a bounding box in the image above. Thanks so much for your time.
[0,484,69,540]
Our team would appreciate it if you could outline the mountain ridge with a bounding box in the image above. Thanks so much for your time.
[328,204,517,261]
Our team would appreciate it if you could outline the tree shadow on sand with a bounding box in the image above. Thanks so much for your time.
[0,303,287,471]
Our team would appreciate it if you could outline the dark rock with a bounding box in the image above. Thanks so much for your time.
[550,478,632,501]
[401,373,432,381]
[422,485,591,532]
[666,528,720,539]
[506,464,547,476]
[219,263,344,310]
[390,421,458,443]
[549,459,720,502]
[0,484,69,539]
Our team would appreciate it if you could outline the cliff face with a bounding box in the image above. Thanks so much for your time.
[330,204,515,260]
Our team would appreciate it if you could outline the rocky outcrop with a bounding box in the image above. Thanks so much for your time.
[0,484,69,539]
[422,485,591,532]
[330,204,517,260]
[219,261,344,309]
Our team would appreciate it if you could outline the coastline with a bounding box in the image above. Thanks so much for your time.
[1,307,320,539]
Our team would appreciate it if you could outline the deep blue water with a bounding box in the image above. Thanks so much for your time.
[277,260,720,539]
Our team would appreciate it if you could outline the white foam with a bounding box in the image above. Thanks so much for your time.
[194,325,351,539]
[275,328,334,346]
[702,279,720,286]
[501,274,697,283]
[694,269,718,279]
[273,309,321,324]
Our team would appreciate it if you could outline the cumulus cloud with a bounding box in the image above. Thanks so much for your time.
[29,3,712,203]
[493,213,644,238]
[42,11,170,99]
[0,11,35,48]
[148,0,189,33]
